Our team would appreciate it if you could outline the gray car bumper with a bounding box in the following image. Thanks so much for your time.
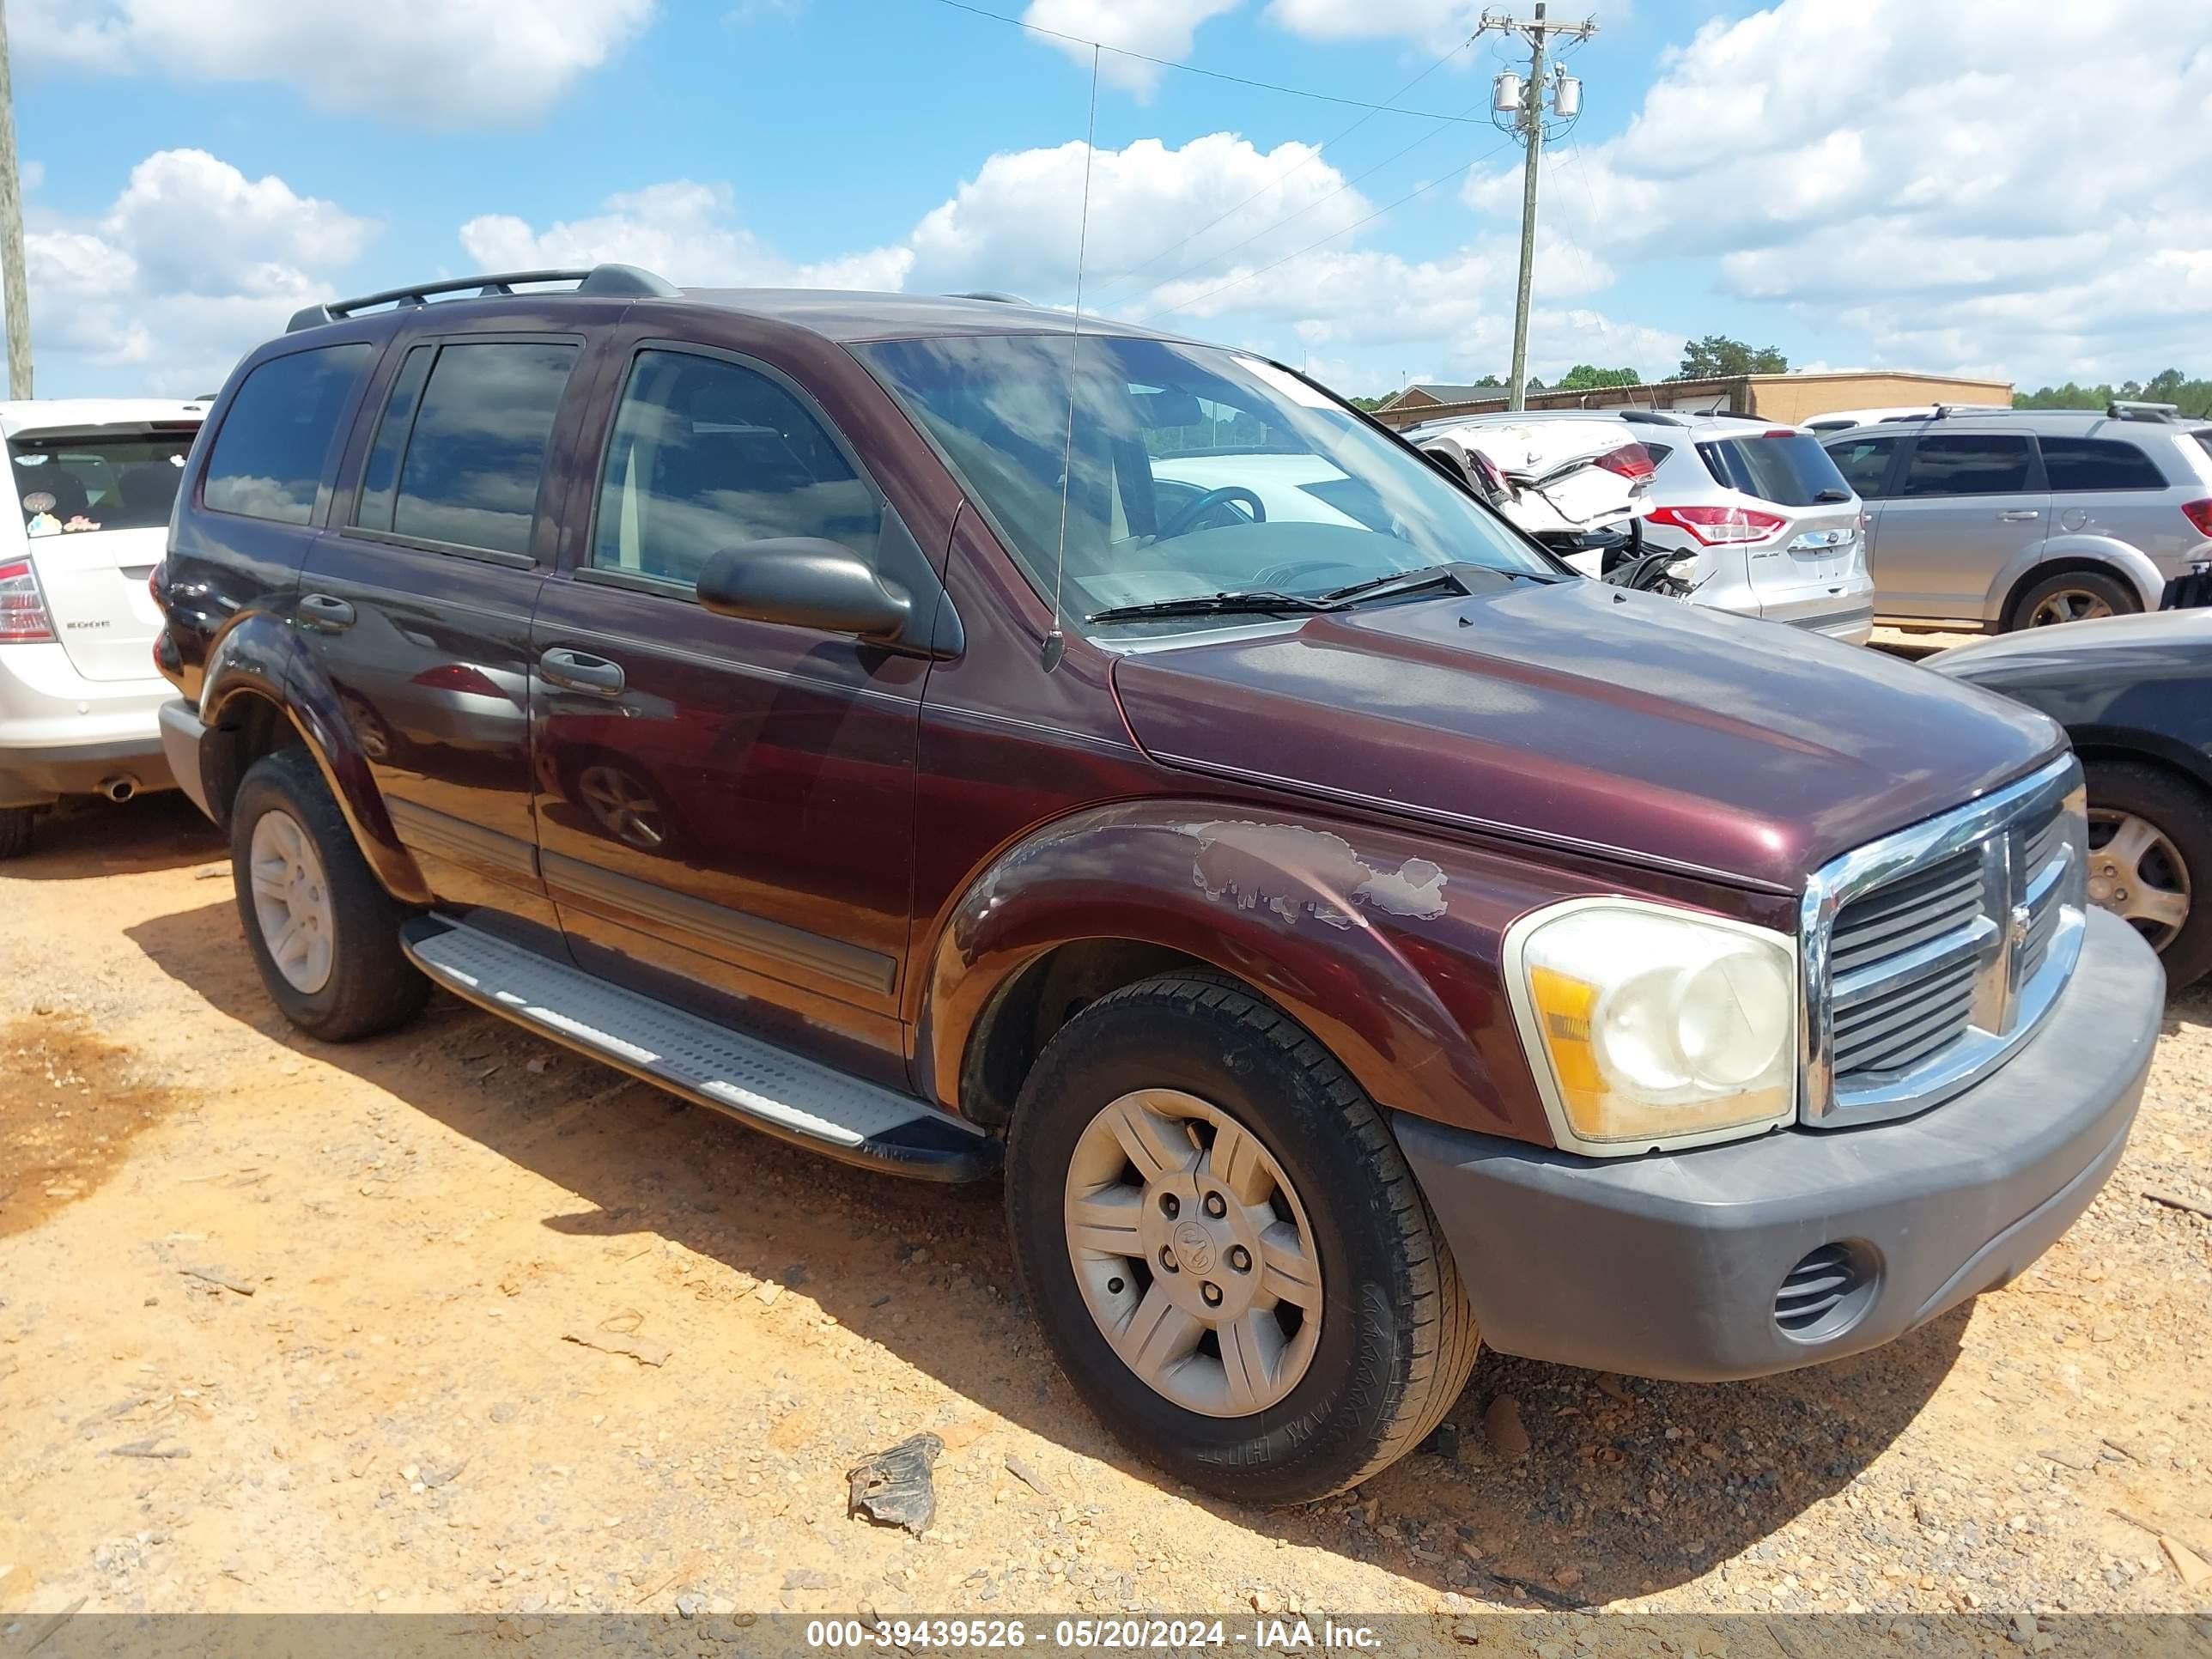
[159,698,214,821]
[0,735,174,808]
[1396,907,2161,1382]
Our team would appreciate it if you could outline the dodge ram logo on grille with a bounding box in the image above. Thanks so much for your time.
[2008,902,2033,951]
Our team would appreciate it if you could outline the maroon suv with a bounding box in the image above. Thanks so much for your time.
[154,267,2163,1505]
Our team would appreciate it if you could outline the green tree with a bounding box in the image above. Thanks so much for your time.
[1673,335,1789,380]
[1555,363,1642,390]
[1471,374,1505,388]
[2013,370,2212,416]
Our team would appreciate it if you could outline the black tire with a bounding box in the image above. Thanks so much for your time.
[230,749,428,1041]
[2082,757,2212,991]
[1006,972,1480,1506]
[2005,568,2139,631]
[0,805,33,861]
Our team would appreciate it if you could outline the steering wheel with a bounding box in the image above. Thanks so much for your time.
[1249,557,1361,589]
[1157,485,1266,542]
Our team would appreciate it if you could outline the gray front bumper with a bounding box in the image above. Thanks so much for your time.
[1397,907,2161,1382]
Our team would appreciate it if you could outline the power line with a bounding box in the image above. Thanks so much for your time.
[1139,133,1521,325]
[925,0,1492,124]
[1086,33,1480,298]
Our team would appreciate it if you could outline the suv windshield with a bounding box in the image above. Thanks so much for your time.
[857,334,1551,628]
[10,429,197,537]
[1697,432,1854,507]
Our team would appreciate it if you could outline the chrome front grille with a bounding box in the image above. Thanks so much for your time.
[1802,757,2087,1124]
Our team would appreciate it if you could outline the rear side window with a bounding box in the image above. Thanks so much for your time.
[2038,436,2167,492]
[202,343,374,524]
[1696,433,1854,506]
[352,344,435,532]
[592,349,880,587]
[1826,435,1899,500]
[1899,434,2035,496]
[388,341,580,557]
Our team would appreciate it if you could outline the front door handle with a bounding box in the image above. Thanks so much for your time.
[540,647,626,698]
[298,592,356,632]
[1998,509,2040,521]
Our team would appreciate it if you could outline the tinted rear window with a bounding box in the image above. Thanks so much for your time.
[1696,433,1854,506]
[1825,434,1899,500]
[390,341,579,556]
[11,429,197,535]
[1899,434,2035,496]
[2039,436,2167,492]
[203,343,374,524]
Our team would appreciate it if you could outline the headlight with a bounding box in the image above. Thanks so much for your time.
[1505,897,1798,1154]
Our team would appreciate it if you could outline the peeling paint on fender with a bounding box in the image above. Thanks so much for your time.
[1185,821,1449,928]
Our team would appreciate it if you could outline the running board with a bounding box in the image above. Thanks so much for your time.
[400,918,998,1182]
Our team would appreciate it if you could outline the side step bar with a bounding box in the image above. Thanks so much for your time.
[400,918,999,1183]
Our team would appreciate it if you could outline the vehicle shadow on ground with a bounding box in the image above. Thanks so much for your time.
[125,885,1978,1609]
[3,792,222,880]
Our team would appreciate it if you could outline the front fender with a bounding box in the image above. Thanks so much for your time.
[915,799,1731,1145]
[1984,537,2165,623]
[200,611,432,906]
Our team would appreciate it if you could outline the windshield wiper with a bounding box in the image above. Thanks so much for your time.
[1323,562,1547,605]
[1086,590,1346,624]
[1322,564,1464,605]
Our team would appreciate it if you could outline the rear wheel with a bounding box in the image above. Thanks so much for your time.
[0,805,33,860]
[2008,569,2138,630]
[1006,973,1480,1506]
[231,749,428,1040]
[2082,758,2210,990]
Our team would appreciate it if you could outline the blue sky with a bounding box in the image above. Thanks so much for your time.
[13,0,2210,400]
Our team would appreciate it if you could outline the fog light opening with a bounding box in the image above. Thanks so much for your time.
[1773,1240,1881,1344]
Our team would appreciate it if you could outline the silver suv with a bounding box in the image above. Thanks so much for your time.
[1820,405,2212,631]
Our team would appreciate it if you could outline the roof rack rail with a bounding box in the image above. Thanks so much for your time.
[285,264,680,334]
[2107,398,2180,422]
[947,290,1030,304]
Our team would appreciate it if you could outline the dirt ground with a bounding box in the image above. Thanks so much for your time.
[3,792,2209,1637]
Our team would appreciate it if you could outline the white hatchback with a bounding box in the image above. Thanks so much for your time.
[1,398,205,858]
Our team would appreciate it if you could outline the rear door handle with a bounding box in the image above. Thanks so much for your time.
[1998,509,2040,521]
[540,647,626,698]
[298,592,356,632]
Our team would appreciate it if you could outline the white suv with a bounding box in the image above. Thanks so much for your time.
[1,398,205,858]
[1630,410,1874,642]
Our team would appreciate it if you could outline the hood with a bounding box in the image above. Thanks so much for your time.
[1111,580,2064,893]
[1929,609,2212,679]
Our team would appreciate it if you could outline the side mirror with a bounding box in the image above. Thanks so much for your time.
[695,538,911,641]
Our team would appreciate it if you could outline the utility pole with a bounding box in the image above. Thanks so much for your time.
[0,1,29,399]
[1480,4,1595,410]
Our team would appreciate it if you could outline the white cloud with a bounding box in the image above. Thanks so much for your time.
[908,132,1372,299]
[454,134,1675,400]
[1020,0,1242,94]
[26,149,375,393]
[12,0,653,125]
[459,182,914,292]
[1463,0,2212,380]
[1262,0,1486,52]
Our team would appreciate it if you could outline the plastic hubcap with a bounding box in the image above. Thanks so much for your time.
[1062,1088,1322,1419]
[248,809,336,994]
[2087,808,2191,951]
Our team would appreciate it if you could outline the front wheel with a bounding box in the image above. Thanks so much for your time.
[1006,973,1480,1506]
[231,748,428,1041]
[2082,758,2210,990]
